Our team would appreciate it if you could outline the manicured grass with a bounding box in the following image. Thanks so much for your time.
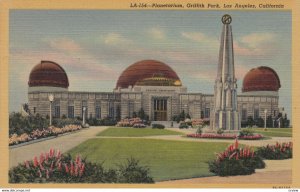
[250,128,292,137]
[67,138,230,181]
[97,127,183,137]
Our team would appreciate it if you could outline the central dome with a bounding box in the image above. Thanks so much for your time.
[116,60,182,89]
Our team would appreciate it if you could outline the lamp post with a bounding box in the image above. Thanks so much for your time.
[48,94,54,126]
[82,106,86,125]
[264,109,267,129]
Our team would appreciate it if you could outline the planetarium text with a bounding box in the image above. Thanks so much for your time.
[129,3,284,9]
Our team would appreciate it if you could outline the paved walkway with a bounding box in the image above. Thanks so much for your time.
[9,126,108,168]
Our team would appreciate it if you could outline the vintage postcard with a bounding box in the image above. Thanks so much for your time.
[0,0,299,190]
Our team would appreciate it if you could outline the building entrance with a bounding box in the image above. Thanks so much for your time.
[153,99,167,121]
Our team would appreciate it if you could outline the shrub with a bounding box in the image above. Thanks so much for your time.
[187,133,263,140]
[9,149,154,183]
[9,113,49,135]
[152,124,165,129]
[256,142,293,160]
[196,127,202,134]
[117,158,154,183]
[52,118,82,128]
[179,122,188,129]
[208,140,265,176]
[216,128,224,135]
[239,128,254,137]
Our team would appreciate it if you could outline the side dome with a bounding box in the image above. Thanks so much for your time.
[242,66,281,92]
[116,60,182,89]
[28,60,69,88]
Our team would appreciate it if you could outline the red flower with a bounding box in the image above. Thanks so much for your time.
[33,156,39,167]
[234,139,239,149]
[64,164,69,173]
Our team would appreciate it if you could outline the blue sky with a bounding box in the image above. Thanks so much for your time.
[9,10,292,121]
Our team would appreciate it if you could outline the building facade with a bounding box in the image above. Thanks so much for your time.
[27,60,281,127]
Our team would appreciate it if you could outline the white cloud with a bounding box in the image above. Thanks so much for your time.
[103,33,131,45]
[46,37,82,53]
[181,32,219,48]
[239,33,276,48]
[148,27,165,39]
[234,33,278,56]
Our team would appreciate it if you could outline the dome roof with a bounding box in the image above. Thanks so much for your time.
[28,60,69,88]
[116,60,181,89]
[242,66,281,92]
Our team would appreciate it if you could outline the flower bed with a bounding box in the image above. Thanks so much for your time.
[9,125,82,146]
[186,133,264,140]
[208,140,265,176]
[9,148,154,183]
[256,142,293,159]
[116,117,146,128]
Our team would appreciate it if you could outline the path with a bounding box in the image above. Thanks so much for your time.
[9,126,108,168]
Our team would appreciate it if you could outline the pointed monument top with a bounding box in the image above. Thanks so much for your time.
[221,14,232,24]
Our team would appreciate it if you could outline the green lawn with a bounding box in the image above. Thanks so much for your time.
[244,128,292,137]
[97,127,183,137]
[67,138,230,181]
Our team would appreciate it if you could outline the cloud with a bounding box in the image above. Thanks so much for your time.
[239,33,276,48]
[148,27,165,39]
[10,37,121,90]
[234,33,278,56]
[103,33,131,45]
[46,38,82,53]
[181,32,219,46]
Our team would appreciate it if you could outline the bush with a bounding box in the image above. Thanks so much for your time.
[117,158,154,183]
[256,142,293,160]
[208,140,265,176]
[9,113,49,135]
[216,128,224,135]
[179,122,188,129]
[239,128,254,137]
[151,124,165,129]
[9,149,154,183]
[196,127,202,134]
[52,118,82,128]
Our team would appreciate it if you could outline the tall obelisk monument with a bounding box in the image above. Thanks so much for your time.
[212,14,240,130]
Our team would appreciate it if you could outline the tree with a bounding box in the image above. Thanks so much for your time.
[256,117,264,128]
[266,115,273,128]
[247,116,254,127]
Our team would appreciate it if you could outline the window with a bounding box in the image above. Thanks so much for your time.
[109,102,114,119]
[68,106,74,118]
[204,103,210,118]
[54,106,60,118]
[95,106,101,119]
[54,101,60,118]
[128,101,134,118]
[204,108,210,118]
[253,104,259,120]
[33,107,36,114]
[68,100,74,118]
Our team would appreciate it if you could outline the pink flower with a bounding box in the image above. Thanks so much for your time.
[64,164,69,173]
[33,156,39,167]
[234,139,239,149]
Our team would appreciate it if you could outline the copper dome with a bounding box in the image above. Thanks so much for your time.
[242,66,281,92]
[116,60,181,89]
[28,60,69,88]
